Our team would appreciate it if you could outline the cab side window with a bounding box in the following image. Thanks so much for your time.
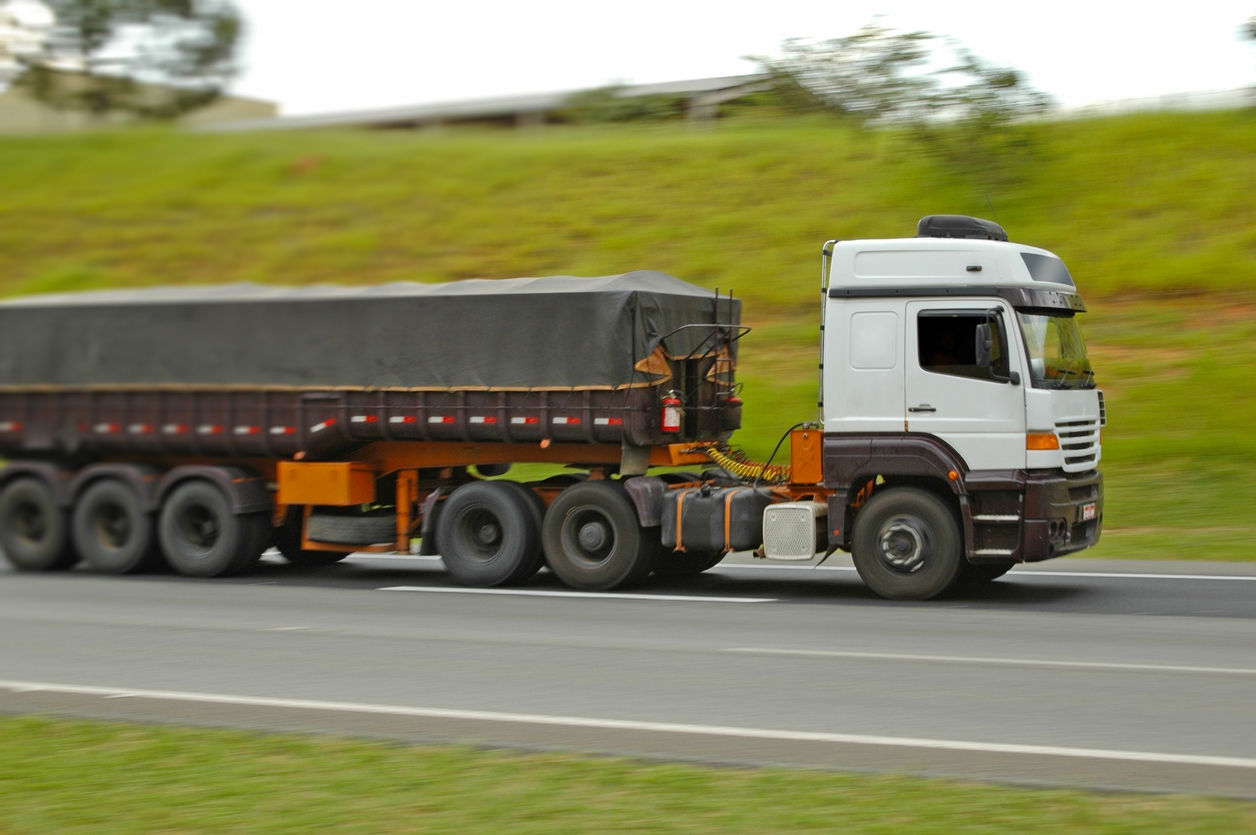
[917,312,1008,381]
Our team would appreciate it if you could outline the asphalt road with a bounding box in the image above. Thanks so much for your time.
[2,551,1254,798]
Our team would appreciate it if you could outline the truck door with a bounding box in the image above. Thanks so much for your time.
[823,300,906,433]
[904,301,1026,471]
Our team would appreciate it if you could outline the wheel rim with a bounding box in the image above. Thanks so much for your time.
[177,503,220,558]
[91,503,131,552]
[451,506,505,563]
[875,514,933,574]
[561,506,617,568]
[10,499,47,546]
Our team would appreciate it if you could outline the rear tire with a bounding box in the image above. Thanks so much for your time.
[542,481,654,590]
[158,480,266,578]
[0,477,77,572]
[436,481,539,587]
[851,487,963,601]
[72,479,158,574]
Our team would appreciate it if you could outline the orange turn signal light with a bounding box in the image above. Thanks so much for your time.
[1026,432,1060,450]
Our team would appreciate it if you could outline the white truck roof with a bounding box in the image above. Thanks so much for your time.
[830,238,1076,293]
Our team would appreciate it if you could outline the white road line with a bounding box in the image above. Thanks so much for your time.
[3,679,1253,771]
[725,648,1256,676]
[713,563,1256,581]
[378,586,776,603]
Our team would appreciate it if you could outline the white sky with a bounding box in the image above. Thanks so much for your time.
[18,0,1256,114]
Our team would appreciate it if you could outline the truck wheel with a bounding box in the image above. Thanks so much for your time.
[851,487,962,600]
[0,477,77,572]
[542,481,654,590]
[72,479,158,574]
[655,549,724,580]
[436,481,539,587]
[158,480,267,578]
[274,507,351,567]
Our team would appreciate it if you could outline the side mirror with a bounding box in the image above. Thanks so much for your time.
[974,323,993,368]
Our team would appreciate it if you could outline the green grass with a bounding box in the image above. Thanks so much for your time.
[1,715,1253,834]
[1,112,1254,559]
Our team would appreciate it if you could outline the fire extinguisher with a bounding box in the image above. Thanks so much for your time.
[660,391,682,434]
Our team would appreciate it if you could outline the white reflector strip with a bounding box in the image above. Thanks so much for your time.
[269,426,295,435]
[310,420,335,433]
[428,416,454,424]
[469,416,497,425]
[0,421,21,432]
[351,415,378,424]
[233,426,260,436]
[162,424,187,435]
[594,417,623,426]
[94,423,119,434]
[197,425,222,435]
[389,416,417,424]
[553,417,580,425]
[511,416,539,425]
[127,423,153,434]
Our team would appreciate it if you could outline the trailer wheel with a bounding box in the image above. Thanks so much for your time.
[851,487,962,600]
[72,479,158,574]
[542,481,654,590]
[274,507,351,567]
[158,480,267,578]
[0,477,77,572]
[655,549,724,580]
[436,481,539,587]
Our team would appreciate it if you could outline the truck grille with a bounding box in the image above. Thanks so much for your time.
[1056,418,1100,472]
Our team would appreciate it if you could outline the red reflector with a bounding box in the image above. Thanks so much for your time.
[552,416,580,425]
[511,416,540,425]
[270,426,296,435]
[428,415,455,424]
[234,426,261,436]
[128,423,154,435]
[0,421,22,432]
[389,415,418,424]
[470,416,498,425]
[198,424,224,435]
[94,423,120,434]
[351,415,379,424]
[162,423,188,435]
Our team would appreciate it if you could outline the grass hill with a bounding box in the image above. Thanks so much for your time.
[2,111,1254,560]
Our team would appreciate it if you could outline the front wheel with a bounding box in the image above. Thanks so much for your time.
[851,487,962,600]
[542,481,654,590]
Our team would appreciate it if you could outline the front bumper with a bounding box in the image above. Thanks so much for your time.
[1021,469,1103,561]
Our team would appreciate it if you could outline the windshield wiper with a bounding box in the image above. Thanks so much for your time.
[1080,369,1096,388]
[1053,368,1076,389]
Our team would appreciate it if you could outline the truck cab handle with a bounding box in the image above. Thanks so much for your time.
[908,405,937,413]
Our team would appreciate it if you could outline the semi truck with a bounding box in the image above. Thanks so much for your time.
[0,215,1104,600]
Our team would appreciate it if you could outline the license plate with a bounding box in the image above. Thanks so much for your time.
[1082,502,1097,521]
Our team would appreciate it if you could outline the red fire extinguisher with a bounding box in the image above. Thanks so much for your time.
[661,391,682,433]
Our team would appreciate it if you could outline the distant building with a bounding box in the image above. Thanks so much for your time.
[0,71,277,134]
[197,75,773,134]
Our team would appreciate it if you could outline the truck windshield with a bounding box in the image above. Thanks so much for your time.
[1016,311,1094,389]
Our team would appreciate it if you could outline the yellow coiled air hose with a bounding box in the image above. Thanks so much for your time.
[704,446,791,484]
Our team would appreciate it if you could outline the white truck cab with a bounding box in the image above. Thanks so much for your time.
[814,216,1104,598]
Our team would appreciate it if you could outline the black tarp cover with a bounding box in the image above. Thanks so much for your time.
[0,272,740,390]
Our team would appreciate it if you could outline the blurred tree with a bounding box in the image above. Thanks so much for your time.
[750,24,940,125]
[13,0,241,119]
[752,23,1053,186]
[0,1,51,84]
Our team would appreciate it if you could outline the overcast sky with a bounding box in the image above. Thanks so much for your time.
[212,2,1256,114]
